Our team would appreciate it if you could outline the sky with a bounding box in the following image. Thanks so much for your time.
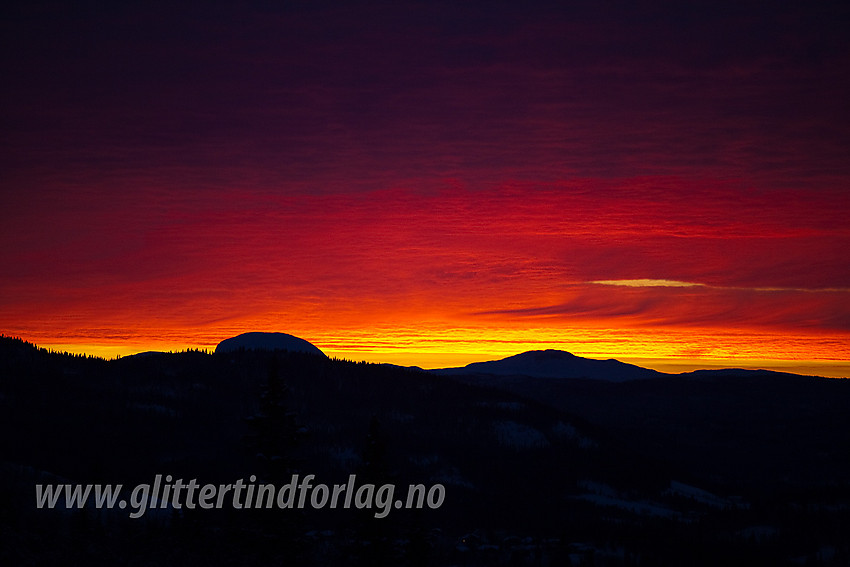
[2,1,849,376]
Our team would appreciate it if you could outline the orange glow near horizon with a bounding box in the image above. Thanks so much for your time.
[26,330,850,379]
[2,180,849,378]
[14,317,850,378]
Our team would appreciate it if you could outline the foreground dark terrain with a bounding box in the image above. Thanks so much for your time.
[1,336,849,566]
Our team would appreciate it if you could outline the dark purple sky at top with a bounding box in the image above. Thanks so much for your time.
[3,0,849,192]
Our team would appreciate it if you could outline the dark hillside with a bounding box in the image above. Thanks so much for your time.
[2,336,850,565]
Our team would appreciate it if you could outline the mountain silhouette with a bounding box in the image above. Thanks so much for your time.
[214,331,325,356]
[432,349,665,382]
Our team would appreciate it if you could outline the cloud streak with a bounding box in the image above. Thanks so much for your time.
[592,279,850,293]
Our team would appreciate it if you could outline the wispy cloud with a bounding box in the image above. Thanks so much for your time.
[591,279,702,288]
[475,280,850,335]
[591,279,850,294]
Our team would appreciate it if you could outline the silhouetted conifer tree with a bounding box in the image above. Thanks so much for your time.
[246,354,301,483]
[243,353,306,562]
[351,415,395,566]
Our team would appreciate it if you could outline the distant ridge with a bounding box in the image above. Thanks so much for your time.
[214,332,325,356]
[431,349,666,382]
[122,351,167,359]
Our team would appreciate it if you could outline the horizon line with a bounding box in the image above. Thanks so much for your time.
[3,334,848,379]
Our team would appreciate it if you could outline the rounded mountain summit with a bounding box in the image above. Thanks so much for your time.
[214,332,325,356]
